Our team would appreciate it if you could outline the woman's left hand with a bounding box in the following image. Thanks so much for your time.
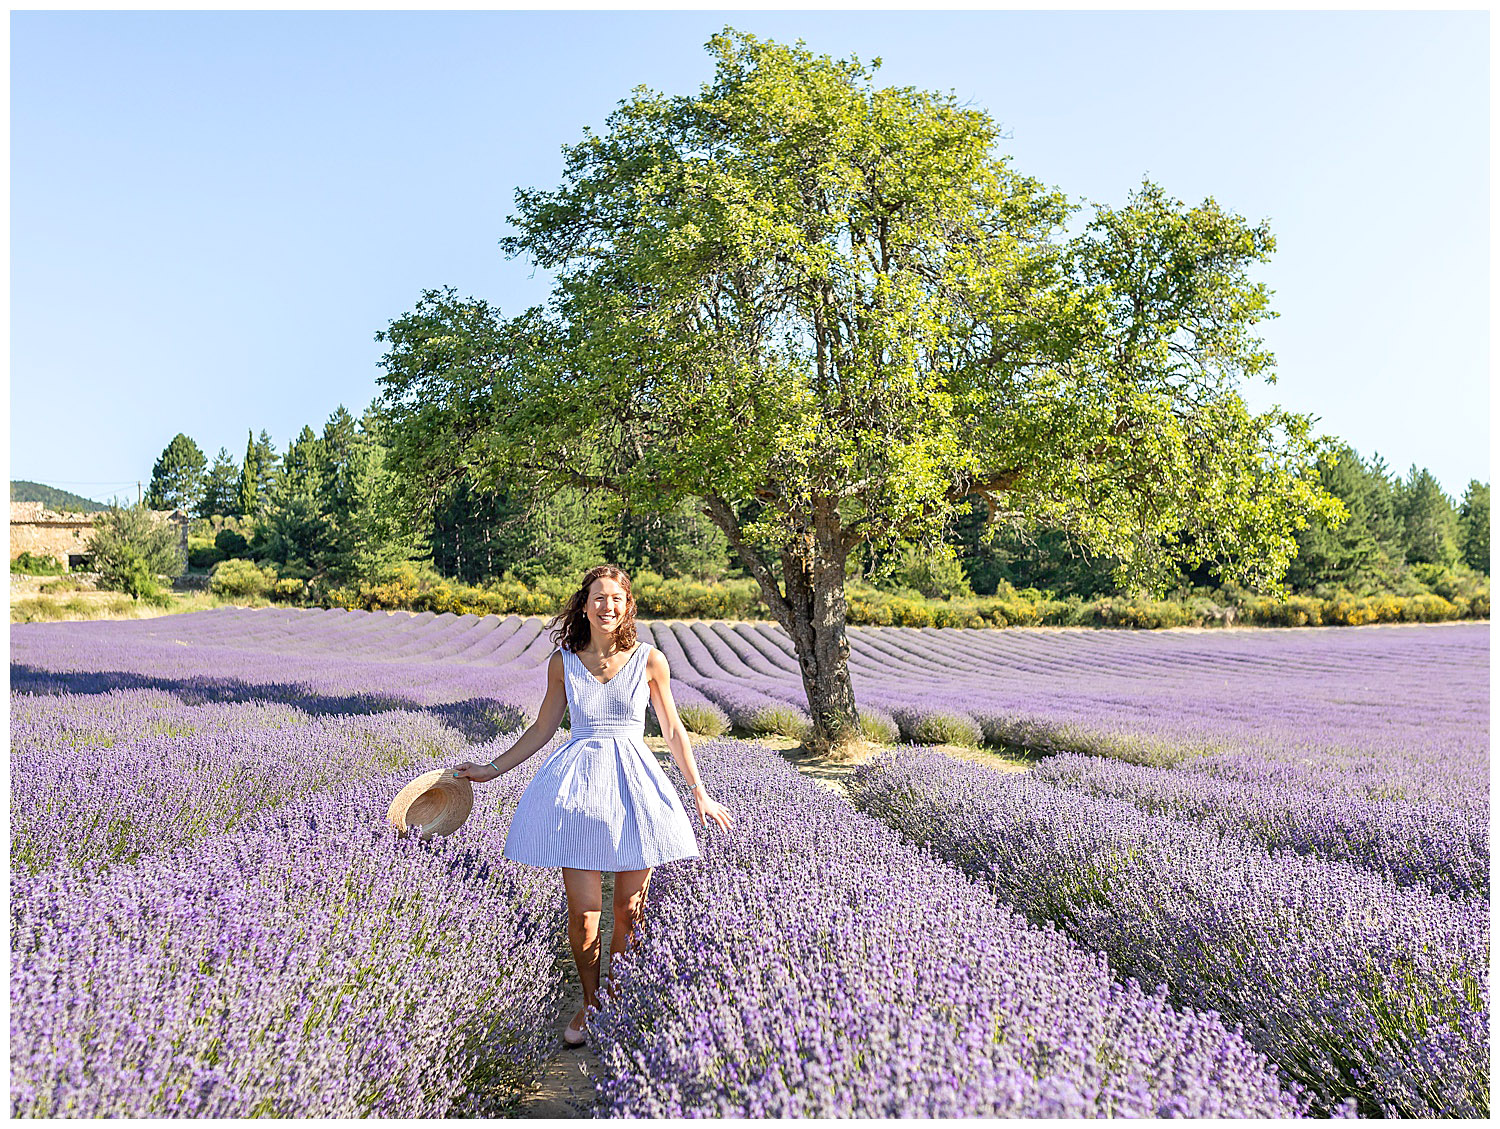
[692,788,734,832]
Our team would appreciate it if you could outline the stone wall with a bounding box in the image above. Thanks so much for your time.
[9,502,189,571]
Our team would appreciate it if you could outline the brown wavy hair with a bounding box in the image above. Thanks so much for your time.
[546,564,639,654]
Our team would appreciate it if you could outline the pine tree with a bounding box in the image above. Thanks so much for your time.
[262,426,330,574]
[237,430,261,517]
[1286,444,1387,591]
[1395,465,1460,567]
[1458,480,1490,575]
[200,447,240,518]
[144,434,207,512]
[254,430,282,500]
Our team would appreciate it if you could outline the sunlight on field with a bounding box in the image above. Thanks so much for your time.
[8,609,1488,1118]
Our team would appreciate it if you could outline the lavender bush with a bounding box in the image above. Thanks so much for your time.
[1031,752,1488,898]
[10,759,568,1118]
[848,750,1489,1117]
[587,740,1303,1118]
[11,694,476,874]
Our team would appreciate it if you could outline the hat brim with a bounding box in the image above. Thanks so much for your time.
[387,768,474,840]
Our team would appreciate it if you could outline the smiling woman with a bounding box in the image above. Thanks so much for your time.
[450,563,735,1046]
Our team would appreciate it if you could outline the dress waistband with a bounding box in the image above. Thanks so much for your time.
[569,724,646,739]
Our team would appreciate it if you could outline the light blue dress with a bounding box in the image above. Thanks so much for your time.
[502,642,702,871]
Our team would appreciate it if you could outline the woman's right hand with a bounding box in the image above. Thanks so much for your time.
[451,761,501,783]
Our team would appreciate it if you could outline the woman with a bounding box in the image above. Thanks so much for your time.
[452,564,734,1046]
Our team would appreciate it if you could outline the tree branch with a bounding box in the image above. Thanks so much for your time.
[700,493,791,625]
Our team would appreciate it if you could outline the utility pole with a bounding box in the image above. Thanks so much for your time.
[137,481,141,506]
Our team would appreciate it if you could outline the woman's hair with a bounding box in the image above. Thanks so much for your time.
[545,564,639,653]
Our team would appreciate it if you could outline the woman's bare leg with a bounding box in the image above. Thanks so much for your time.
[608,867,654,993]
[562,867,603,1027]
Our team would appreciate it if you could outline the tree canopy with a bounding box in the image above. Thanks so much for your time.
[374,28,1342,748]
[145,434,207,513]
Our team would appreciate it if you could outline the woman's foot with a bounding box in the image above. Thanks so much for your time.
[563,1005,588,1046]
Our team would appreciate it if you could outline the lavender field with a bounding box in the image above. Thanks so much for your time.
[10,608,1489,1116]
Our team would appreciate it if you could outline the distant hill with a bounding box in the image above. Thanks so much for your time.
[10,481,110,513]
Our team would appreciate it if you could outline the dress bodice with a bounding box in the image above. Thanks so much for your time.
[560,643,653,739]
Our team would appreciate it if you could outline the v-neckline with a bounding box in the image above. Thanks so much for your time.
[573,642,645,688]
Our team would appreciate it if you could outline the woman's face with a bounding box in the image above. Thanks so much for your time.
[586,576,629,640]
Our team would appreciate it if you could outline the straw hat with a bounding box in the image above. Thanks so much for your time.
[387,768,474,840]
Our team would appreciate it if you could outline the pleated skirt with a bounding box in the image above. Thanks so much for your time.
[502,735,702,870]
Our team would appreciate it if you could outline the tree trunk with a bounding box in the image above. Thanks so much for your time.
[702,494,863,754]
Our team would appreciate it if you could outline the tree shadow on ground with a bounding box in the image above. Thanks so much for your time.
[9,663,528,744]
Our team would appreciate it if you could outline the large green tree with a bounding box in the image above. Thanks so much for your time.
[144,433,207,512]
[374,29,1339,751]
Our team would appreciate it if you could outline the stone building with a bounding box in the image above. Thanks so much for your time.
[9,501,189,571]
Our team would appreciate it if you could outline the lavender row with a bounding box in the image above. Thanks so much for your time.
[11,620,548,714]
[10,761,567,1117]
[1030,753,1488,898]
[847,750,1489,1117]
[587,740,1303,1118]
[16,611,1487,804]
[10,692,508,875]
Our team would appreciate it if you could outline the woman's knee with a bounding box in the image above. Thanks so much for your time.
[613,870,652,920]
[568,905,602,933]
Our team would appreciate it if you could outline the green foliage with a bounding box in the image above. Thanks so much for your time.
[199,447,241,518]
[1395,465,1460,568]
[9,481,108,512]
[214,528,250,557]
[1285,443,1401,592]
[376,28,1337,659]
[605,499,732,582]
[117,553,173,605]
[1458,480,1489,575]
[250,406,417,588]
[431,476,611,585]
[11,552,65,575]
[85,504,185,596]
[144,434,207,513]
[188,546,227,569]
[866,540,974,600]
[675,703,732,738]
[209,558,278,600]
[236,430,281,519]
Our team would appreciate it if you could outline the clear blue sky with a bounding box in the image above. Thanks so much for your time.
[8,8,1490,505]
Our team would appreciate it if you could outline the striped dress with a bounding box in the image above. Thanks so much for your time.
[502,641,702,871]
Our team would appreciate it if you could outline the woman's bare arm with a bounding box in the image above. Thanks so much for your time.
[646,648,706,790]
[647,651,732,830]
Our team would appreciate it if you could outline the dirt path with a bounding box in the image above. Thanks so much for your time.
[505,874,615,1118]
[503,736,1031,1116]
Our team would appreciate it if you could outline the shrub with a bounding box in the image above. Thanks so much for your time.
[273,578,306,602]
[891,706,984,748]
[188,546,227,569]
[746,704,811,740]
[856,707,901,745]
[10,552,65,575]
[214,528,250,557]
[38,576,87,595]
[676,702,732,738]
[210,559,277,600]
[86,505,185,596]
